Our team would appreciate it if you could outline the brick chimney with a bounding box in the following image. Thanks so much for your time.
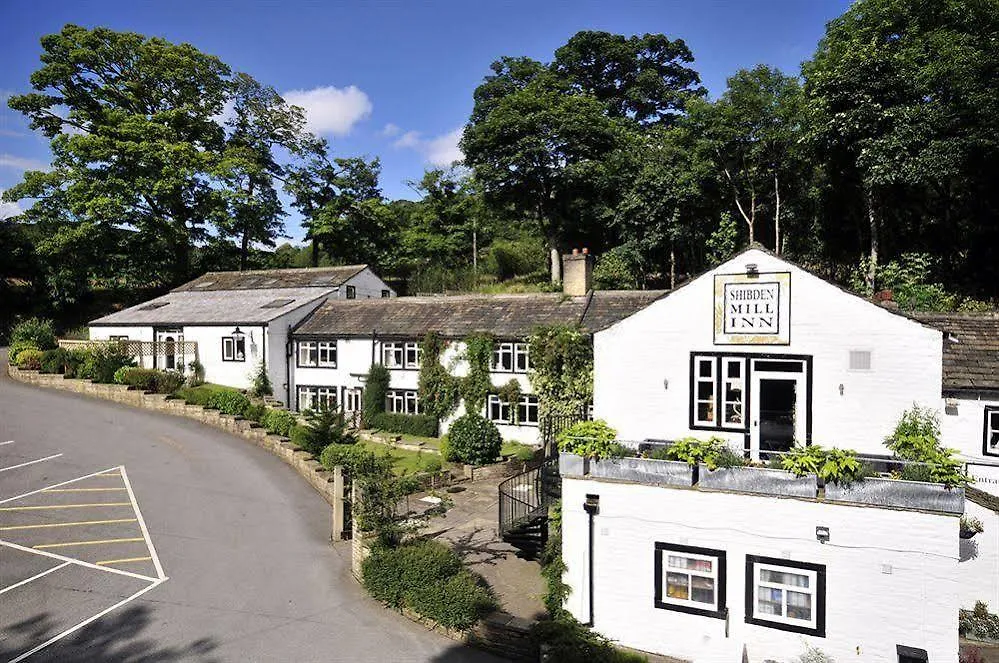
[563,248,594,297]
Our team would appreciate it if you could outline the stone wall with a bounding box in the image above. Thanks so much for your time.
[7,365,341,509]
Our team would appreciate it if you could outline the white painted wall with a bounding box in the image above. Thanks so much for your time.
[336,267,395,299]
[943,393,999,469]
[594,249,944,456]
[561,476,959,663]
[180,325,265,390]
[289,336,541,443]
[958,498,999,612]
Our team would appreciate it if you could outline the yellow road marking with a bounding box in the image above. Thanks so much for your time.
[96,556,152,566]
[0,518,137,531]
[42,488,127,493]
[0,503,132,511]
[34,537,145,550]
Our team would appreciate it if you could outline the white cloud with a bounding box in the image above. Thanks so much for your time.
[282,85,372,135]
[0,198,22,220]
[0,153,49,172]
[425,128,464,167]
[392,130,422,149]
[380,123,400,137]
[389,126,464,167]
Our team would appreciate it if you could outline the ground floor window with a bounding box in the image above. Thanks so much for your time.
[485,394,539,426]
[486,394,511,424]
[222,336,246,362]
[691,354,746,430]
[298,386,337,412]
[745,555,825,636]
[345,388,363,413]
[517,395,539,426]
[985,406,999,457]
[386,389,420,415]
[654,543,726,619]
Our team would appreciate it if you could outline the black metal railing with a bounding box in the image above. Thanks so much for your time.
[499,457,559,535]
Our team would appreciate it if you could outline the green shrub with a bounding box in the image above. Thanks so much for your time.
[9,340,39,364]
[261,409,298,437]
[16,349,44,370]
[120,368,160,391]
[173,383,238,406]
[659,437,746,470]
[447,413,502,465]
[960,601,999,640]
[532,618,648,663]
[112,366,134,384]
[886,405,969,487]
[243,403,265,423]
[39,348,66,374]
[781,445,870,486]
[503,441,537,462]
[289,424,310,450]
[74,342,134,384]
[369,412,438,438]
[361,539,495,630]
[439,435,456,462]
[557,420,620,459]
[363,364,390,425]
[10,318,57,352]
[205,390,251,416]
[63,348,88,378]
[320,443,393,478]
[186,359,205,387]
[154,371,184,394]
[296,405,358,456]
[248,361,272,397]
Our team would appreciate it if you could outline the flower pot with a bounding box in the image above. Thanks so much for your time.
[698,465,818,498]
[589,457,694,487]
[559,452,589,478]
[960,528,978,540]
[824,477,964,514]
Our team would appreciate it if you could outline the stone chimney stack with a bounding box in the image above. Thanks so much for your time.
[563,248,594,297]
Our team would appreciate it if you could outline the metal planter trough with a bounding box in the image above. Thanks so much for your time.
[824,477,964,514]
[559,452,589,478]
[589,457,694,487]
[697,465,818,498]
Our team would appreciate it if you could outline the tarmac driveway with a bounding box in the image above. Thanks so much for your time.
[0,352,503,662]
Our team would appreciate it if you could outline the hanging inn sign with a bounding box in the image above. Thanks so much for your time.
[713,271,791,345]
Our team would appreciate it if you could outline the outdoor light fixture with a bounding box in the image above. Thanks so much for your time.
[663,378,669,391]
[231,326,245,339]
[816,526,830,543]
[838,383,845,396]
[583,494,601,627]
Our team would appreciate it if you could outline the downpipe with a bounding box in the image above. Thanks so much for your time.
[583,494,600,627]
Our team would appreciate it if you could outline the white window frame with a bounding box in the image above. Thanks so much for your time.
[985,406,999,457]
[223,336,246,362]
[383,341,420,369]
[517,395,539,426]
[693,356,716,426]
[746,556,825,636]
[345,285,356,299]
[492,342,529,373]
[298,385,337,412]
[721,357,745,427]
[654,543,726,619]
[386,389,420,415]
[515,343,530,372]
[317,341,337,368]
[345,388,363,413]
[486,394,512,424]
[297,341,318,367]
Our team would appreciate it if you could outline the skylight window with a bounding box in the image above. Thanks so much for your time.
[192,281,214,289]
[139,302,169,311]
[261,298,295,309]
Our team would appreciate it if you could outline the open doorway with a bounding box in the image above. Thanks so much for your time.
[758,379,796,457]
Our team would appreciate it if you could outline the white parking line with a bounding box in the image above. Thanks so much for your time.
[0,562,71,596]
[0,465,119,504]
[7,577,165,663]
[120,466,166,581]
[0,440,14,446]
[1,536,160,584]
[0,454,63,474]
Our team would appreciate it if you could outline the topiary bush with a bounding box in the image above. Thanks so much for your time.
[119,367,160,391]
[368,412,438,438]
[261,409,298,437]
[16,348,44,370]
[205,390,251,416]
[557,419,620,459]
[447,413,502,465]
[363,364,391,426]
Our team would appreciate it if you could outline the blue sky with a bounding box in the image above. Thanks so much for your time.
[1,0,851,239]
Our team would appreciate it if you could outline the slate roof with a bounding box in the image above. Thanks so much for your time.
[91,288,330,326]
[172,265,367,292]
[915,312,999,392]
[294,290,667,339]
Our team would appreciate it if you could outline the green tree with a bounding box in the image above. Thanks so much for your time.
[7,25,233,287]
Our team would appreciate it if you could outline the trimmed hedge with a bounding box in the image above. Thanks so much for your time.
[447,413,501,465]
[115,367,184,394]
[16,349,44,370]
[369,412,438,438]
[39,348,66,374]
[9,341,39,364]
[362,539,495,630]
[205,390,251,416]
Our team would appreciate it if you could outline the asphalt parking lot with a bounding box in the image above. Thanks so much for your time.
[0,354,502,662]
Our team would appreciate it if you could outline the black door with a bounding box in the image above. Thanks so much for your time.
[759,379,796,456]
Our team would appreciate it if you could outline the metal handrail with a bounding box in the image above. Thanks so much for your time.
[498,457,560,535]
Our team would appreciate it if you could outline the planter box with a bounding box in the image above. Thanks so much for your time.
[559,452,589,478]
[698,465,818,498]
[590,457,694,487]
[825,477,964,514]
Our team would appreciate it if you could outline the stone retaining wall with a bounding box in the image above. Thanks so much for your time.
[7,366,340,508]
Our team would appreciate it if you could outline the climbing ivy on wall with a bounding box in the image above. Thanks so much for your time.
[459,333,495,414]
[417,332,460,420]
[527,324,593,426]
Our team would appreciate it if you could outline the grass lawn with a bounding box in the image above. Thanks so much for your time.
[358,439,448,476]
[369,430,442,450]
[172,382,242,406]
[501,440,538,461]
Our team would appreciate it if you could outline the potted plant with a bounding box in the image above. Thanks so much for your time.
[961,515,985,539]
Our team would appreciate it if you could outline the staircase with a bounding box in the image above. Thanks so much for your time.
[498,458,560,559]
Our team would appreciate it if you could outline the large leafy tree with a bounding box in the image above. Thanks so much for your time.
[7,25,234,292]
[803,0,999,293]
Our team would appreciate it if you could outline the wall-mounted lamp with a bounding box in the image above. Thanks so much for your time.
[746,263,759,278]
[838,383,844,396]
[663,378,669,391]
[816,526,830,543]
[584,494,600,515]
[231,326,245,340]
